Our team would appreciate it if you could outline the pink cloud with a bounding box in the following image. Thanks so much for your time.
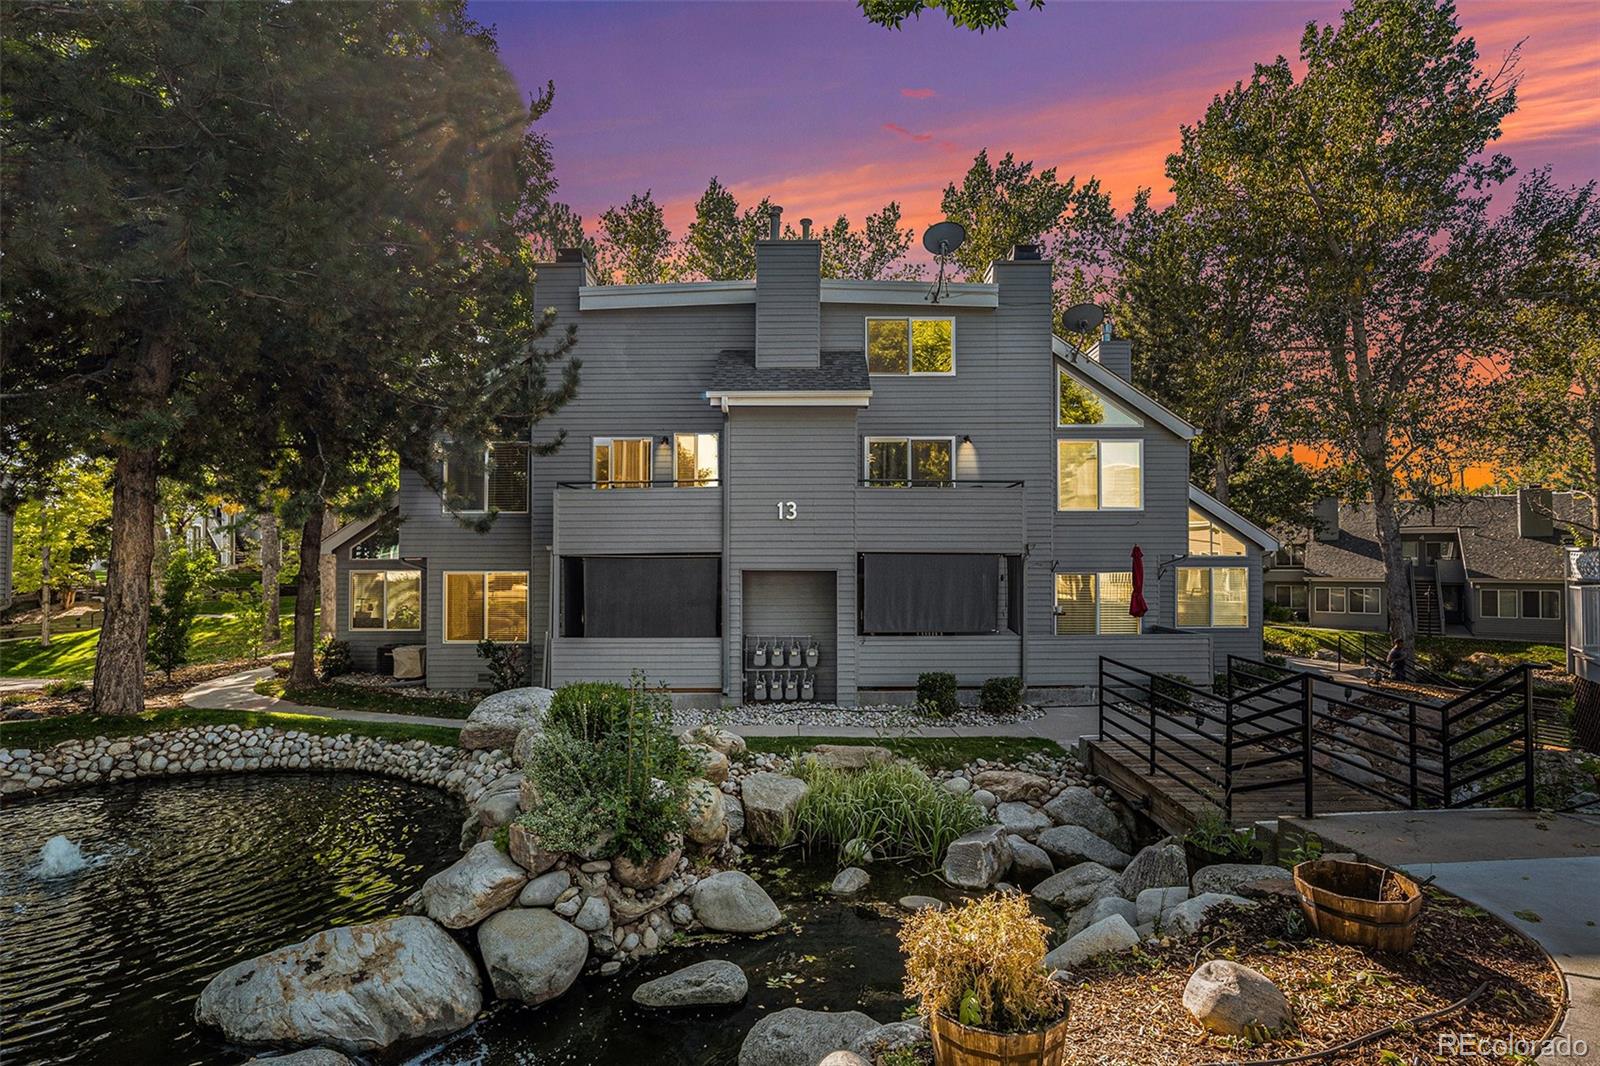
[900,87,936,99]
[883,122,935,143]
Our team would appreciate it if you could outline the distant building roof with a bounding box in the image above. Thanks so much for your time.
[705,349,871,394]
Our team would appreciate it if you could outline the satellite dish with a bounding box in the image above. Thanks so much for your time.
[1062,303,1105,334]
[922,220,967,257]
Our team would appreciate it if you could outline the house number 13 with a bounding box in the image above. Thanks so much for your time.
[776,501,798,520]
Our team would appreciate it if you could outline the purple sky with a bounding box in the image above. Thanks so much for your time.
[471,1,1600,245]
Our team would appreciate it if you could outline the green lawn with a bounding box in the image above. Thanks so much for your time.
[744,734,1065,767]
[1266,622,1565,668]
[1,610,298,680]
[254,677,475,719]
[0,706,462,751]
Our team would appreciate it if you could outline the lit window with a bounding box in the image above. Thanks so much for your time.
[866,317,954,375]
[674,433,719,486]
[349,570,420,631]
[444,571,528,642]
[1057,440,1142,510]
[1187,507,1247,556]
[1058,369,1142,427]
[1176,567,1250,628]
[442,442,529,513]
[1054,572,1141,635]
[864,437,953,486]
[593,437,652,488]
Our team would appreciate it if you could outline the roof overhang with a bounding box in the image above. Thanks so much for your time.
[1052,337,1197,441]
[705,390,873,411]
[1188,486,1279,552]
[320,510,392,554]
[578,278,999,312]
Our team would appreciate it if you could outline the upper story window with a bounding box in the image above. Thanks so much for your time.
[350,527,399,560]
[1270,544,1307,568]
[1176,566,1249,628]
[1054,571,1141,635]
[443,442,529,513]
[1187,507,1247,556]
[866,317,954,375]
[1404,537,1458,563]
[674,433,719,487]
[1057,440,1142,511]
[593,437,652,489]
[1059,370,1142,427]
[864,436,953,486]
[350,570,420,631]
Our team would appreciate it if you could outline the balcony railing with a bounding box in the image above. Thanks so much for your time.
[556,479,721,489]
[857,478,1023,488]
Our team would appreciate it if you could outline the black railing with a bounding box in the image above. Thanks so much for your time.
[857,479,1025,488]
[555,479,720,489]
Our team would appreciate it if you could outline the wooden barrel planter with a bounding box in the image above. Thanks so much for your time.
[1293,859,1423,951]
[930,1011,1071,1066]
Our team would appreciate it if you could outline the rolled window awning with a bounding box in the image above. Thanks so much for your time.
[861,553,999,635]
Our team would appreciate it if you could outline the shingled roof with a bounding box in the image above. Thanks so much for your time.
[706,349,870,393]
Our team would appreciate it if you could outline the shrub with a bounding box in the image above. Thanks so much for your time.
[476,639,528,692]
[1184,810,1260,862]
[42,679,86,697]
[900,893,1066,1033]
[147,549,206,679]
[794,760,986,865]
[520,676,692,865]
[979,676,1024,715]
[917,672,959,717]
[546,680,632,742]
[225,591,267,659]
[316,636,353,681]
[1265,627,1322,658]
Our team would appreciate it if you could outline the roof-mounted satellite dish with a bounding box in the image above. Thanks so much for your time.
[1062,303,1106,335]
[923,220,966,304]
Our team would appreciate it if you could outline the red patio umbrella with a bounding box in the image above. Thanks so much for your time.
[1129,545,1149,618]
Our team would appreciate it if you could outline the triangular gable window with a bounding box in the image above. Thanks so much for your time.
[351,527,400,560]
[1058,368,1142,428]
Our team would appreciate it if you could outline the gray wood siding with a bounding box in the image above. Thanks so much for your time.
[755,241,821,367]
[1028,632,1216,688]
[857,635,1023,690]
[332,553,426,674]
[554,488,722,554]
[742,570,838,701]
[855,484,1025,553]
[548,637,722,689]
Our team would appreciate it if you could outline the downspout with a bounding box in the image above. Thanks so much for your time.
[721,409,733,702]
[1020,542,1030,686]
[546,489,559,689]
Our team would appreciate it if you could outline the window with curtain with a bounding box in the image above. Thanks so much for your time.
[1058,370,1142,427]
[1054,572,1140,635]
[1177,567,1249,628]
[442,443,528,513]
[1187,507,1247,555]
[1056,440,1142,510]
[860,554,999,634]
[594,437,652,488]
[444,571,527,642]
[674,433,719,486]
[565,556,720,637]
[864,437,953,486]
[866,317,954,374]
[348,570,420,631]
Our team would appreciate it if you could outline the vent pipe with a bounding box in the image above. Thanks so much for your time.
[768,205,783,240]
[800,217,813,239]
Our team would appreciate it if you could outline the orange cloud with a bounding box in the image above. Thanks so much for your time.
[900,87,936,99]
[883,122,936,144]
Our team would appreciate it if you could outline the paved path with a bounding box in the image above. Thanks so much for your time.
[1283,809,1600,1063]
[0,677,68,694]
[182,668,468,729]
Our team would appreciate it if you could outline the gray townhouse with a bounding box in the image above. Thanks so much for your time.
[1263,490,1589,643]
[324,226,1275,704]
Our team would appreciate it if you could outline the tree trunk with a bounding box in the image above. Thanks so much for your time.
[39,539,51,649]
[318,509,337,638]
[290,501,326,688]
[1587,395,1600,539]
[259,508,281,644]
[1212,444,1232,506]
[1368,468,1416,662]
[91,335,173,715]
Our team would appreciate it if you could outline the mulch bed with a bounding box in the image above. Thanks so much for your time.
[1058,893,1562,1065]
[1,658,281,721]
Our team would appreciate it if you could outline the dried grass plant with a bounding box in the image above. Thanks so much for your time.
[899,892,1068,1033]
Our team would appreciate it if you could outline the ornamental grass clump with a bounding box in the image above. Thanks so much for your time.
[794,760,986,865]
[900,892,1067,1033]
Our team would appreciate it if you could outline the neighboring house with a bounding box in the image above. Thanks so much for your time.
[327,230,1274,701]
[1264,490,1590,643]
[181,506,253,568]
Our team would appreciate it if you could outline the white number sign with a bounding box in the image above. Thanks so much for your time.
[776,500,798,520]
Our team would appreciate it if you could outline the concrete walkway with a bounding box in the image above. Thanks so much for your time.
[1282,809,1600,1064]
[0,677,68,694]
[182,668,468,729]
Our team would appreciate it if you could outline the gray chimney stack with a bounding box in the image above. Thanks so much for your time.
[800,217,812,239]
[1517,486,1555,540]
[768,205,783,241]
[1313,497,1341,543]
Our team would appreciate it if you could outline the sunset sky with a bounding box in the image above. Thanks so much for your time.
[470,0,1599,253]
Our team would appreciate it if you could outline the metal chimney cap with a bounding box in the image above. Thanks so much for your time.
[799,217,813,239]
[767,205,784,241]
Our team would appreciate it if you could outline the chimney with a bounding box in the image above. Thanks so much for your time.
[1517,486,1554,540]
[755,216,820,368]
[767,205,783,241]
[800,217,812,239]
[1313,497,1341,543]
[1084,323,1132,380]
[1010,243,1041,261]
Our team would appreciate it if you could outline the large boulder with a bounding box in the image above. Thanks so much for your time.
[1036,825,1131,871]
[849,1019,929,1056]
[243,1052,353,1066]
[1032,862,1120,911]
[460,687,554,751]
[942,825,1013,889]
[971,770,1052,803]
[685,744,732,785]
[679,724,748,757]
[633,959,749,1008]
[1006,835,1054,886]
[1042,787,1131,851]
[1042,914,1140,970]
[476,908,588,1005]
[738,1008,879,1066]
[685,778,728,846]
[1116,844,1189,899]
[831,867,871,895]
[995,801,1052,837]
[507,822,560,877]
[691,871,783,933]
[1163,892,1258,936]
[519,869,572,907]
[1183,960,1292,1036]
[1135,886,1190,928]
[802,744,893,771]
[741,773,809,846]
[419,841,527,928]
[1191,864,1291,897]
[196,916,480,1053]
[1064,895,1138,939]
[614,840,683,890]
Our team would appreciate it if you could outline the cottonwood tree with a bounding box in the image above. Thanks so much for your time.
[1167,0,1520,659]
[10,459,113,645]
[811,203,925,280]
[681,178,773,281]
[860,0,1043,31]
[596,191,676,284]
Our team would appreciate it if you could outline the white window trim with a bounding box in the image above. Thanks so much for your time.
[350,528,400,561]
[1056,438,1145,512]
[348,569,421,632]
[1057,367,1144,428]
[1480,587,1520,620]
[1176,565,1251,629]
[863,316,957,377]
[441,442,530,516]
[862,435,958,485]
[672,431,720,487]
[1347,586,1382,615]
[441,570,530,644]
[591,436,656,489]
[1052,571,1143,636]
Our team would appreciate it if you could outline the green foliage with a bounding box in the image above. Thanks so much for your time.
[595,191,676,285]
[146,550,207,679]
[917,672,960,718]
[42,679,85,697]
[254,677,475,720]
[545,681,633,742]
[316,637,353,681]
[476,639,528,693]
[793,760,986,865]
[1185,811,1261,862]
[681,177,770,281]
[1265,627,1324,658]
[979,676,1024,715]
[520,677,692,865]
[811,203,924,281]
[859,0,1045,32]
[224,591,267,660]
[9,459,113,597]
